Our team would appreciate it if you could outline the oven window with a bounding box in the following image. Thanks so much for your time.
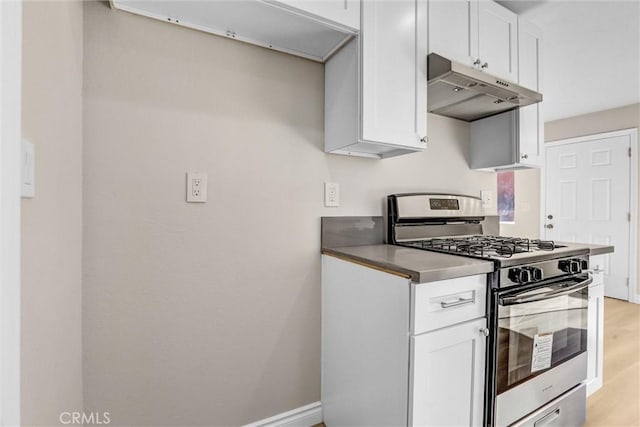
[496,285,588,394]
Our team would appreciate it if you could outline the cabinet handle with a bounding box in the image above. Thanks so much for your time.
[521,154,529,159]
[545,224,554,229]
[473,59,481,66]
[479,328,490,337]
[586,267,604,274]
[440,296,474,308]
[420,136,428,145]
[481,62,489,69]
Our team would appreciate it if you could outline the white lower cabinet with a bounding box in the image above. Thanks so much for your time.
[322,255,488,426]
[411,317,487,426]
[585,270,605,396]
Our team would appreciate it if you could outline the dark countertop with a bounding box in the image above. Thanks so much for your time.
[322,244,494,284]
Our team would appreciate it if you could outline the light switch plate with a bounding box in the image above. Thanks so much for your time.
[325,182,339,207]
[480,190,493,209]
[21,139,35,198]
[187,172,207,203]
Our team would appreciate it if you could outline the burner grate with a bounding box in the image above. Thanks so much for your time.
[402,235,557,259]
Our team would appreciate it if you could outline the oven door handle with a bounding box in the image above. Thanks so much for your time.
[500,276,592,306]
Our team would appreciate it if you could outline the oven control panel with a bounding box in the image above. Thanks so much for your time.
[500,255,590,288]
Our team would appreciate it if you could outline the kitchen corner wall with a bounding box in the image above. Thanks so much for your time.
[82,2,496,425]
[21,0,84,425]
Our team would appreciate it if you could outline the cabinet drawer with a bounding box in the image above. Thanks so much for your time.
[413,274,487,334]
[512,384,586,427]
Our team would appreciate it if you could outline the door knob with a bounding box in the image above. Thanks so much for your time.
[547,214,553,220]
[545,224,554,229]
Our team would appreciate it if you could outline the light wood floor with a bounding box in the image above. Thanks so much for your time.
[585,297,640,427]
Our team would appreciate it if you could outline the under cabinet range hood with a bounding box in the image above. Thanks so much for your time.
[427,53,542,122]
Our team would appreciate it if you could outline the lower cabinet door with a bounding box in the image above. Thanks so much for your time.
[410,317,486,427]
[586,282,604,395]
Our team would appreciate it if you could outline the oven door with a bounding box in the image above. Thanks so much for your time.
[495,274,590,427]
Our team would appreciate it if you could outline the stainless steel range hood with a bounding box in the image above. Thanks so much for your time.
[427,53,542,122]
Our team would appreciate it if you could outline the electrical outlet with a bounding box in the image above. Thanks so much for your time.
[187,172,207,203]
[325,182,339,207]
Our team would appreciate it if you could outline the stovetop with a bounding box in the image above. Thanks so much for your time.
[399,235,561,259]
[394,234,596,268]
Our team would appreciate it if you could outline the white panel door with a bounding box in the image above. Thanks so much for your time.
[545,135,631,300]
[272,0,360,30]
[517,18,543,167]
[410,318,486,427]
[477,0,517,82]
[361,0,427,149]
[427,0,478,67]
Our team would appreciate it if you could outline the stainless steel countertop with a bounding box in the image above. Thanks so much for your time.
[322,244,494,284]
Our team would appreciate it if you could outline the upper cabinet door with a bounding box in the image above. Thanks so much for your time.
[517,18,543,166]
[477,1,517,82]
[360,0,428,149]
[518,18,542,91]
[272,0,360,30]
[428,0,478,67]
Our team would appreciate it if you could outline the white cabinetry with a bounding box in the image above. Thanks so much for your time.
[411,275,486,426]
[325,0,428,159]
[469,13,543,170]
[411,318,486,426]
[322,255,487,426]
[477,1,518,82]
[586,256,605,396]
[271,0,360,30]
[428,0,517,82]
[517,18,544,167]
[109,0,357,62]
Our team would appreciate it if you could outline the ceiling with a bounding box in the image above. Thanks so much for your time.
[498,0,640,121]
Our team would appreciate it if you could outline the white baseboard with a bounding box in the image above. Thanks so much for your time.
[244,402,322,427]
[630,293,640,304]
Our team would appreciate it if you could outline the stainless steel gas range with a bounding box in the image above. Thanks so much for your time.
[387,193,590,427]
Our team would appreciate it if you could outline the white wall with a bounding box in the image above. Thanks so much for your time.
[21,1,84,424]
[82,2,497,425]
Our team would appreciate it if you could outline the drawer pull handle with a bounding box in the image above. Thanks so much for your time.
[534,408,560,427]
[440,296,475,308]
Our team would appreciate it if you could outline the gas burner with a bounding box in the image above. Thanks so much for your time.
[402,235,557,259]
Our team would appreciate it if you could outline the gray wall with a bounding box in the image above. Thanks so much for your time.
[82,2,497,425]
[21,1,84,425]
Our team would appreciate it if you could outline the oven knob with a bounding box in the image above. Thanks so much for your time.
[509,268,531,283]
[526,267,544,281]
[581,259,589,271]
[559,259,581,274]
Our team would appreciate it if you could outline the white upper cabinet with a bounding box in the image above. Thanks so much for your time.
[325,0,428,159]
[427,1,477,67]
[109,0,358,63]
[271,0,360,30]
[428,0,517,82]
[477,1,518,82]
[517,18,543,167]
